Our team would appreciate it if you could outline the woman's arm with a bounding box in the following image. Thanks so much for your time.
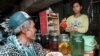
[77,15,89,33]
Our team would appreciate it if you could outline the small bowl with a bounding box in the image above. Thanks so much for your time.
[46,52,63,56]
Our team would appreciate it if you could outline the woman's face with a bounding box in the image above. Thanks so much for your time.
[73,3,82,14]
[25,20,36,40]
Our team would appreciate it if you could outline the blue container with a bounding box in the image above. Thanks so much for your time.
[83,35,97,53]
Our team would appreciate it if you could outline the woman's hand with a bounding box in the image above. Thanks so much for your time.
[65,27,72,32]
[60,18,67,30]
[65,26,78,32]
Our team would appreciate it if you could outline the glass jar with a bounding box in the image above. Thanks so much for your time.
[59,34,70,55]
[70,32,84,56]
[49,33,58,51]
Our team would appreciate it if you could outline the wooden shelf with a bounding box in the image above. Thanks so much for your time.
[47,13,60,35]
[48,16,58,19]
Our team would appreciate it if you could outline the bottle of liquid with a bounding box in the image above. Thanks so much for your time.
[59,34,70,55]
[70,32,84,56]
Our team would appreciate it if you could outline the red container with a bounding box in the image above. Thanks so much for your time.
[60,21,67,30]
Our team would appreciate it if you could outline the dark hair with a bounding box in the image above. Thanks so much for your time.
[71,0,82,7]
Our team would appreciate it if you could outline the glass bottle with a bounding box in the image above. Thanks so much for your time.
[70,32,84,56]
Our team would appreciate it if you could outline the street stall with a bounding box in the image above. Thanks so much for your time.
[0,0,100,56]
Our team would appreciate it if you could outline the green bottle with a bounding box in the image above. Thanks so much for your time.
[70,32,84,56]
